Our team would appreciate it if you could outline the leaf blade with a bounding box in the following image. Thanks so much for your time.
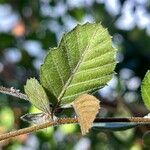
[24,78,51,114]
[40,23,116,104]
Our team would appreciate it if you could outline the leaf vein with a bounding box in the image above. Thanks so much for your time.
[43,73,58,97]
[62,38,73,72]
[76,61,115,75]
[83,49,113,64]
[68,74,113,88]
[62,87,101,101]
[52,54,65,86]
[58,27,99,101]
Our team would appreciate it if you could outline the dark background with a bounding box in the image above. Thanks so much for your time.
[0,0,150,149]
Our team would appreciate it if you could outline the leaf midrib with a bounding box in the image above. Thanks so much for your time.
[57,27,99,101]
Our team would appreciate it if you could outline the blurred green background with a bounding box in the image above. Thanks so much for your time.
[0,0,150,149]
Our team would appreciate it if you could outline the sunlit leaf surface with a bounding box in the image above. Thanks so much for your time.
[141,70,150,110]
[40,23,116,105]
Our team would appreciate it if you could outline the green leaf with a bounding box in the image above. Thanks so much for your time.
[40,23,116,105]
[141,70,150,110]
[24,78,51,114]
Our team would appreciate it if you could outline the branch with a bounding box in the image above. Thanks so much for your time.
[0,86,28,100]
[1,117,150,141]
[0,118,77,141]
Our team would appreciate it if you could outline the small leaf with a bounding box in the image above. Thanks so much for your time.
[141,70,150,110]
[40,23,116,105]
[24,78,51,114]
[73,94,100,135]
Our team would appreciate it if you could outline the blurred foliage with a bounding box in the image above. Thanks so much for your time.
[0,0,150,149]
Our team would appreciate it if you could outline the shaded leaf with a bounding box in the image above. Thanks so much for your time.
[40,23,116,105]
[93,113,150,131]
[73,94,100,135]
[93,122,138,131]
[24,78,51,114]
[114,129,134,142]
[141,70,150,110]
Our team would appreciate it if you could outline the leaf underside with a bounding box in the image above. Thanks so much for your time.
[40,23,116,105]
[73,94,100,135]
[141,70,150,110]
[24,78,51,114]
